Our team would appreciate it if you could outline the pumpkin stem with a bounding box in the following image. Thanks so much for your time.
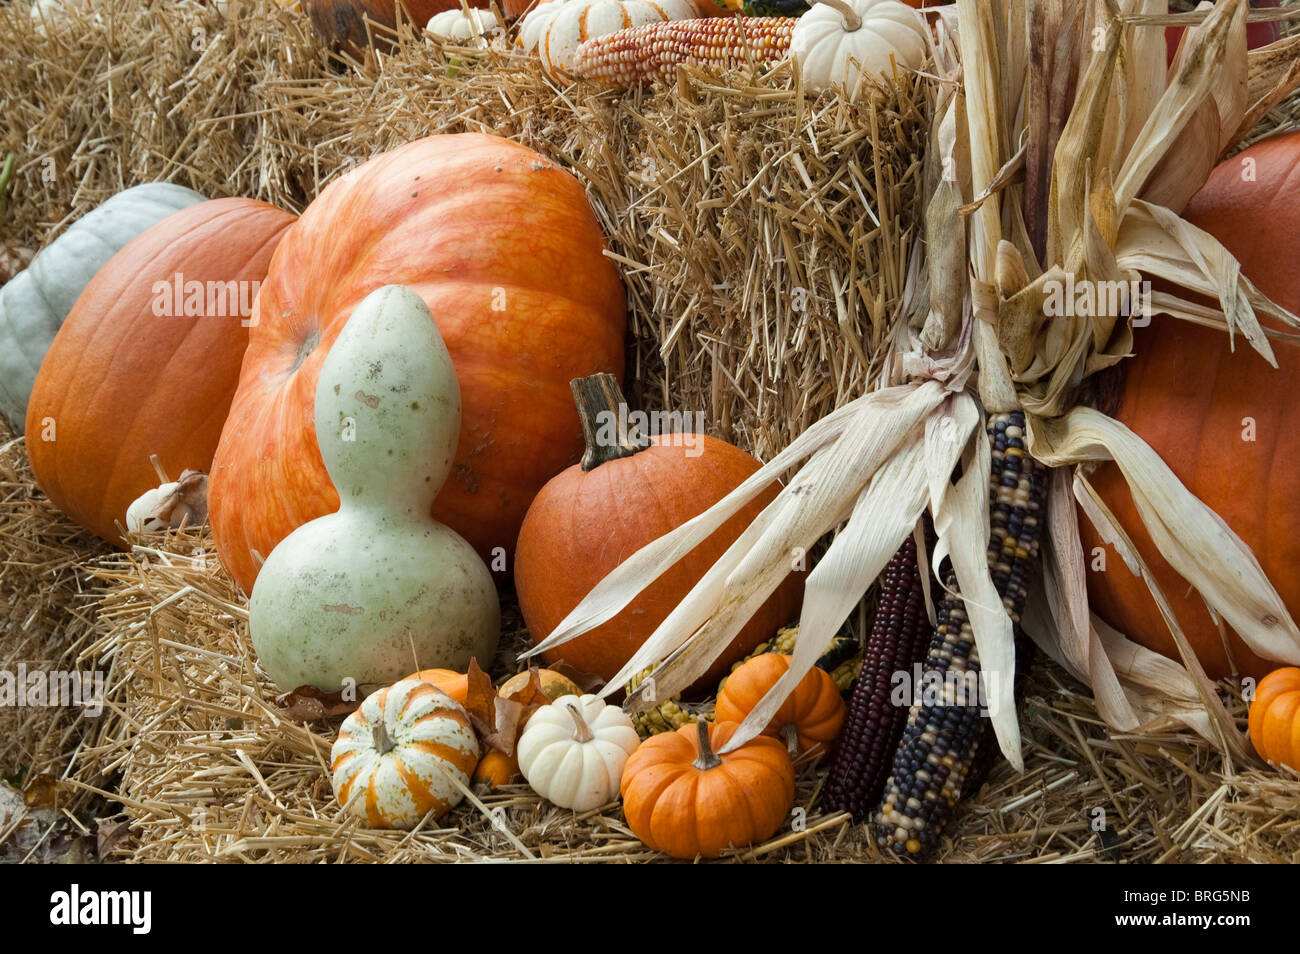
[692,719,723,771]
[372,719,396,757]
[570,373,650,472]
[779,723,799,757]
[566,702,596,743]
[812,0,862,31]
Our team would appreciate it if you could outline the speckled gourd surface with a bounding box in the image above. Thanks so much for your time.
[249,284,501,692]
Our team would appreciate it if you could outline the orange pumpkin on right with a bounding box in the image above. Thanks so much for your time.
[1081,132,1300,680]
[515,373,802,691]
[1248,667,1300,771]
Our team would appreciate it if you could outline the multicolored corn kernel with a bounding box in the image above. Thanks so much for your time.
[820,535,932,820]
[572,16,796,88]
[874,410,1047,858]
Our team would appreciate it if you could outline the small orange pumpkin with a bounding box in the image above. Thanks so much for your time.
[620,720,794,858]
[517,373,802,689]
[1248,667,1300,772]
[715,653,845,758]
[405,668,469,705]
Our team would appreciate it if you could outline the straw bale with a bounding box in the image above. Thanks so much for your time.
[1,0,1298,862]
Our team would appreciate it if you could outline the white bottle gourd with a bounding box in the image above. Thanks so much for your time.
[249,285,501,692]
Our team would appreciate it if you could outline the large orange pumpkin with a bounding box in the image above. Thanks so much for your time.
[25,198,295,545]
[515,373,802,690]
[1081,132,1300,680]
[1248,666,1300,771]
[208,134,626,595]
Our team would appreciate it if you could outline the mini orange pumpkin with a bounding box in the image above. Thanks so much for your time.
[715,653,845,758]
[1248,667,1300,772]
[620,720,794,858]
[405,668,469,705]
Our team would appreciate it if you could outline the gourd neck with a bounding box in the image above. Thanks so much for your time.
[571,373,650,472]
[566,703,595,743]
[692,719,723,771]
[813,0,862,31]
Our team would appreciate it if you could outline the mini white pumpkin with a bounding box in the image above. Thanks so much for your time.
[125,468,208,534]
[519,0,699,77]
[426,8,503,47]
[331,679,480,829]
[516,693,639,811]
[791,0,929,97]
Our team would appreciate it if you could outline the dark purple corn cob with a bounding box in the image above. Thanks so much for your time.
[874,410,1047,858]
[820,535,932,820]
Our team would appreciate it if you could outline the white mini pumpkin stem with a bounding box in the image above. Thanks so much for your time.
[372,719,396,756]
[149,453,170,485]
[566,702,595,743]
[811,0,862,32]
[692,719,723,771]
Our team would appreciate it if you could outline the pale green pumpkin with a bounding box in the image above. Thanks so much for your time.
[248,284,501,692]
[0,182,204,431]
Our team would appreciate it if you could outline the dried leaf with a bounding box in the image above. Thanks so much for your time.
[274,685,358,721]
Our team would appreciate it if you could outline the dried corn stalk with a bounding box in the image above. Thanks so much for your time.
[524,0,1300,768]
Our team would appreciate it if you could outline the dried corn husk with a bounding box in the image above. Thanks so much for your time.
[528,0,1300,763]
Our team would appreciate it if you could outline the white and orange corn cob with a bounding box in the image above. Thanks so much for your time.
[572,15,796,87]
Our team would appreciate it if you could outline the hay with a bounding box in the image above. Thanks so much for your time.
[1,0,1298,862]
[63,528,1299,863]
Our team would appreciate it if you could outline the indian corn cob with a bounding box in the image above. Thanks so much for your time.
[874,411,1047,858]
[820,535,933,820]
[572,16,796,88]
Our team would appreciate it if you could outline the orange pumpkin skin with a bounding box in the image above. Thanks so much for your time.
[25,198,295,545]
[620,721,794,859]
[405,668,469,705]
[515,433,803,690]
[715,653,845,757]
[472,748,520,788]
[208,134,626,595]
[1081,133,1300,680]
[1248,667,1300,771]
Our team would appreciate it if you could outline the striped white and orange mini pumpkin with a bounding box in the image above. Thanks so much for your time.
[518,0,700,77]
[330,679,480,829]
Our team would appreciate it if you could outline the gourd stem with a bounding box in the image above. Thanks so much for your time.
[566,703,596,743]
[692,719,723,771]
[812,0,862,31]
[779,723,799,757]
[372,720,396,756]
[570,373,650,472]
